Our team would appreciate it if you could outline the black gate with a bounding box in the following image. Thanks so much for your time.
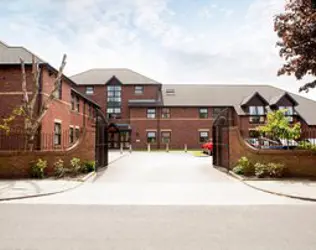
[95,109,108,170]
[212,108,231,169]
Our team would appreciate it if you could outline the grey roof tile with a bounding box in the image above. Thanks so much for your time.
[0,40,44,64]
[161,84,316,125]
[70,68,161,85]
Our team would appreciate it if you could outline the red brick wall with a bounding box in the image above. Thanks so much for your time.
[76,85,106,113]
[0,64,95,150]
[228,126,316,178]
[75,84,161,124]
[130,107,215,149]
[0,65,35,128]
[0,128,95,179]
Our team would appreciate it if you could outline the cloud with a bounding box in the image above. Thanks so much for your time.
[0,0,315,100]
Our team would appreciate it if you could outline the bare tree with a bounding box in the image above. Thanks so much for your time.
[0,54,67,150]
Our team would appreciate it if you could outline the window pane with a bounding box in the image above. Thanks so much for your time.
[147,132,156,143]
[85,86,94,94]
[199,108,208,118]
[257,106,264,115]
[135,86,144,94]
[148,132,156,137]
[199,131,209,143]
[249,106,256,115]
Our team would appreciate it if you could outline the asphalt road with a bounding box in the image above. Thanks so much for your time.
[1,204,316,250]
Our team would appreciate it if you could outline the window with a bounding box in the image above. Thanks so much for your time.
[69,127,74,144]
[54,122,62,146]
[107,108,121,119]
[212,107,225,118]
[161,108,170,118]
[88,105,93,119]
[147,108,156,119]
[279,106,294,122]
[147,131,157,143]
[107,85,121,118]
[161,131,171,144]
[199,108,208,119]
[312,0,316,9]
[71,94,75,110]
[249,116,265,124]
[249,106,264,115]
[85,86,94,95]
[199,131,209,143]
[279,106,294,116]
[135,86,144,94]
[54,81,62,100]
[76,96,80,112]
[75,127,80,140]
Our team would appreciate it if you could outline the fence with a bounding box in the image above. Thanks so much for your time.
[240,128,316,149]
[0,129,83,151]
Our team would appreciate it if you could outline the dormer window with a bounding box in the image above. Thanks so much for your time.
[279,106,294,116]
[249,106,265,124]
[249,106,264,115]
[279,106,294,122]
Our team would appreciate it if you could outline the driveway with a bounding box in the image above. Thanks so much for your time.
[6,151,304,205]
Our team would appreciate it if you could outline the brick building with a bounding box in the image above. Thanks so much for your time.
[71,69,316,150]
[0,41,99,150]
[2,40,316,151]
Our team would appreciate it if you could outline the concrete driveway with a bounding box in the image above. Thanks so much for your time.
[7,151,304,205]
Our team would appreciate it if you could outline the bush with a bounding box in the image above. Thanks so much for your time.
[298,142,316,151]
[267,163,286,178]
[31,159,47,179]
[83,161,95,173]
[254,163,268,178]
[54,159,65,178]
[232,157,254,176]
[70,157,81,175]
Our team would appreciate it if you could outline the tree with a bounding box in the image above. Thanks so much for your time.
[274,0,316,92]
[257,109,301,143]
[0,54,67,150]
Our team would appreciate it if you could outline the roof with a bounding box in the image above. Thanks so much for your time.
[0,41,99,108]
[71,88,100,108]
[0,40,44,64]
[70,68,161,85]
[241,92,269,106]
[128,99,162,107]
[270,92,298,106]
[161,84,316,125]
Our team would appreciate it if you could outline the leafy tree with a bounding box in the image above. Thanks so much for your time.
[274,0,316,92]
[257,109,301,142]
[0,55,67,150]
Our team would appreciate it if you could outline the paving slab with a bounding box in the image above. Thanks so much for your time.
[244,180,316,201]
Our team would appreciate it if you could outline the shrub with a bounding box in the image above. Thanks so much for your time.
[267,163,286,178]
[83,161,95,173]
[70,157,81,175]
[31,159,47,179]
[298,142,316,151]
[54,159,65,178]
[232,157,254,176]
[254,163,268,178]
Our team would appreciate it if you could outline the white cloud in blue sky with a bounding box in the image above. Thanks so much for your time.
[1,0,315,100]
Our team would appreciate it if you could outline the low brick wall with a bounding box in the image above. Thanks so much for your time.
[229,127,316,178]
[0,129,95,179]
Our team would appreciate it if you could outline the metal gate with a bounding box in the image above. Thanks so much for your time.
[212,108,231,169]
[95,109,108,170]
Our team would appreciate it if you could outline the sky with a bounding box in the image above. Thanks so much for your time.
[1,0,316,100]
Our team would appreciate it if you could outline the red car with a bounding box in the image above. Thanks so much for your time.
[201,140,213,155]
